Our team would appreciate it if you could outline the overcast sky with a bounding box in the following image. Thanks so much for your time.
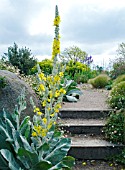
[0,0,125,67]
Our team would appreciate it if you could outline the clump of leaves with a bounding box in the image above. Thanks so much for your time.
[61,79,82,102]
[3,43,37,75]
[88,74,110,88]
[108,81,125,109]
[0,76,7,89]
[0,88,75,170]
[104,111,124,144]
[112,74,125,87]
[31,59,53,75]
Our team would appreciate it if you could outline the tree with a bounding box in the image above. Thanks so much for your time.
[110,42,125,78]
[117,42,125,58]
[3,43,37,75]
[60,46,87,63]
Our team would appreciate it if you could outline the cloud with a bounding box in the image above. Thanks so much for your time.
[0,0,125,66]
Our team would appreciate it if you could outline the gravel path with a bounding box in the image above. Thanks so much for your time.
[62,84,110,109]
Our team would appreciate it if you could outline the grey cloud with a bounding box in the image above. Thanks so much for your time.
[0,0,53,56]
[62,7,125,44]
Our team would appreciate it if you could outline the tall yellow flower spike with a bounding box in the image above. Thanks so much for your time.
[52,5,61,60]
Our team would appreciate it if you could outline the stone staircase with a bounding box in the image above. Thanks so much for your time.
[59,108,124,160]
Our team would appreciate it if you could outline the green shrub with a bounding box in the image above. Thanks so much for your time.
[65,60,88,77]
[113,74,125,87]
[0,76,7,89]
[88,74,110,88]
[104,111,124,144]
[108,81,125,109]
[3,43,37,75]
[31,59,53,75]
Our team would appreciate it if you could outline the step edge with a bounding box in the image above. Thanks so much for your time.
[60,108,113,111]
[71,144,124,147]
[59,124,105,126]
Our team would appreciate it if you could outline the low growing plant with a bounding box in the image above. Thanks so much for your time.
[0,59,20,74]
[31,59,53,75]
[88,74,110,88]
[112,74,125,87]
[108,81,125,109]
[0,76,7,89]
[104,110,124,144]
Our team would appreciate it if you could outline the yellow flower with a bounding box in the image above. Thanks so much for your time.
[54,75,60,82]
[42,76,46,81]
[54,16,61,26]
[37,111,43,116]
[38,84,45,91]
[42,118,47,124]
[109,163,113,167]
[50,113,55,117]
[42,100,46,107]
[47,76,52,82]
[55,103,61,109]
[41,129,47,137]
[59,72,64,77]
[33,107,40,113]
[48,98,51,102]
[49,91,53,98]
[32,131,37,137]
[54,108,59,113]
[39,73,46,81]
[55,90,60,97]
[82,162,86,166]
[48,107,51,111]
[34,125,42,133]
[47,121,53,130]
[59,88,66,94]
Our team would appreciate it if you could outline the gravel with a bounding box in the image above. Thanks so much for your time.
[62,84,110,109]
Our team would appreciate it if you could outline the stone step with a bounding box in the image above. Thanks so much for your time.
[59,108,112,119]
[68,135,124,160]
[59,119,105,135]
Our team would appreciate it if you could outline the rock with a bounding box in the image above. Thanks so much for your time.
[0,70,41,120]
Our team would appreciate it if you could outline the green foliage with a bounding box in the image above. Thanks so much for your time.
[31,59,53,75]
[110,43,125,79]
[113,74,125,87]
[114,148,125,165]
[3,43,37,75]
[0,89,75,170]
[65,60,93,83]
[105,79,113,90]
[104,111,124,144]
[73,70,98,84]
[60,46,87,63]
[65,60,88,77]
[108,81,125,109]
[88,74,110,88]
[0,59,20,73]
[61,79,82,102]
[0,76,7,89]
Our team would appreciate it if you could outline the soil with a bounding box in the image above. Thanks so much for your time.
[73,160,125,170]
[61,84,125,170]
